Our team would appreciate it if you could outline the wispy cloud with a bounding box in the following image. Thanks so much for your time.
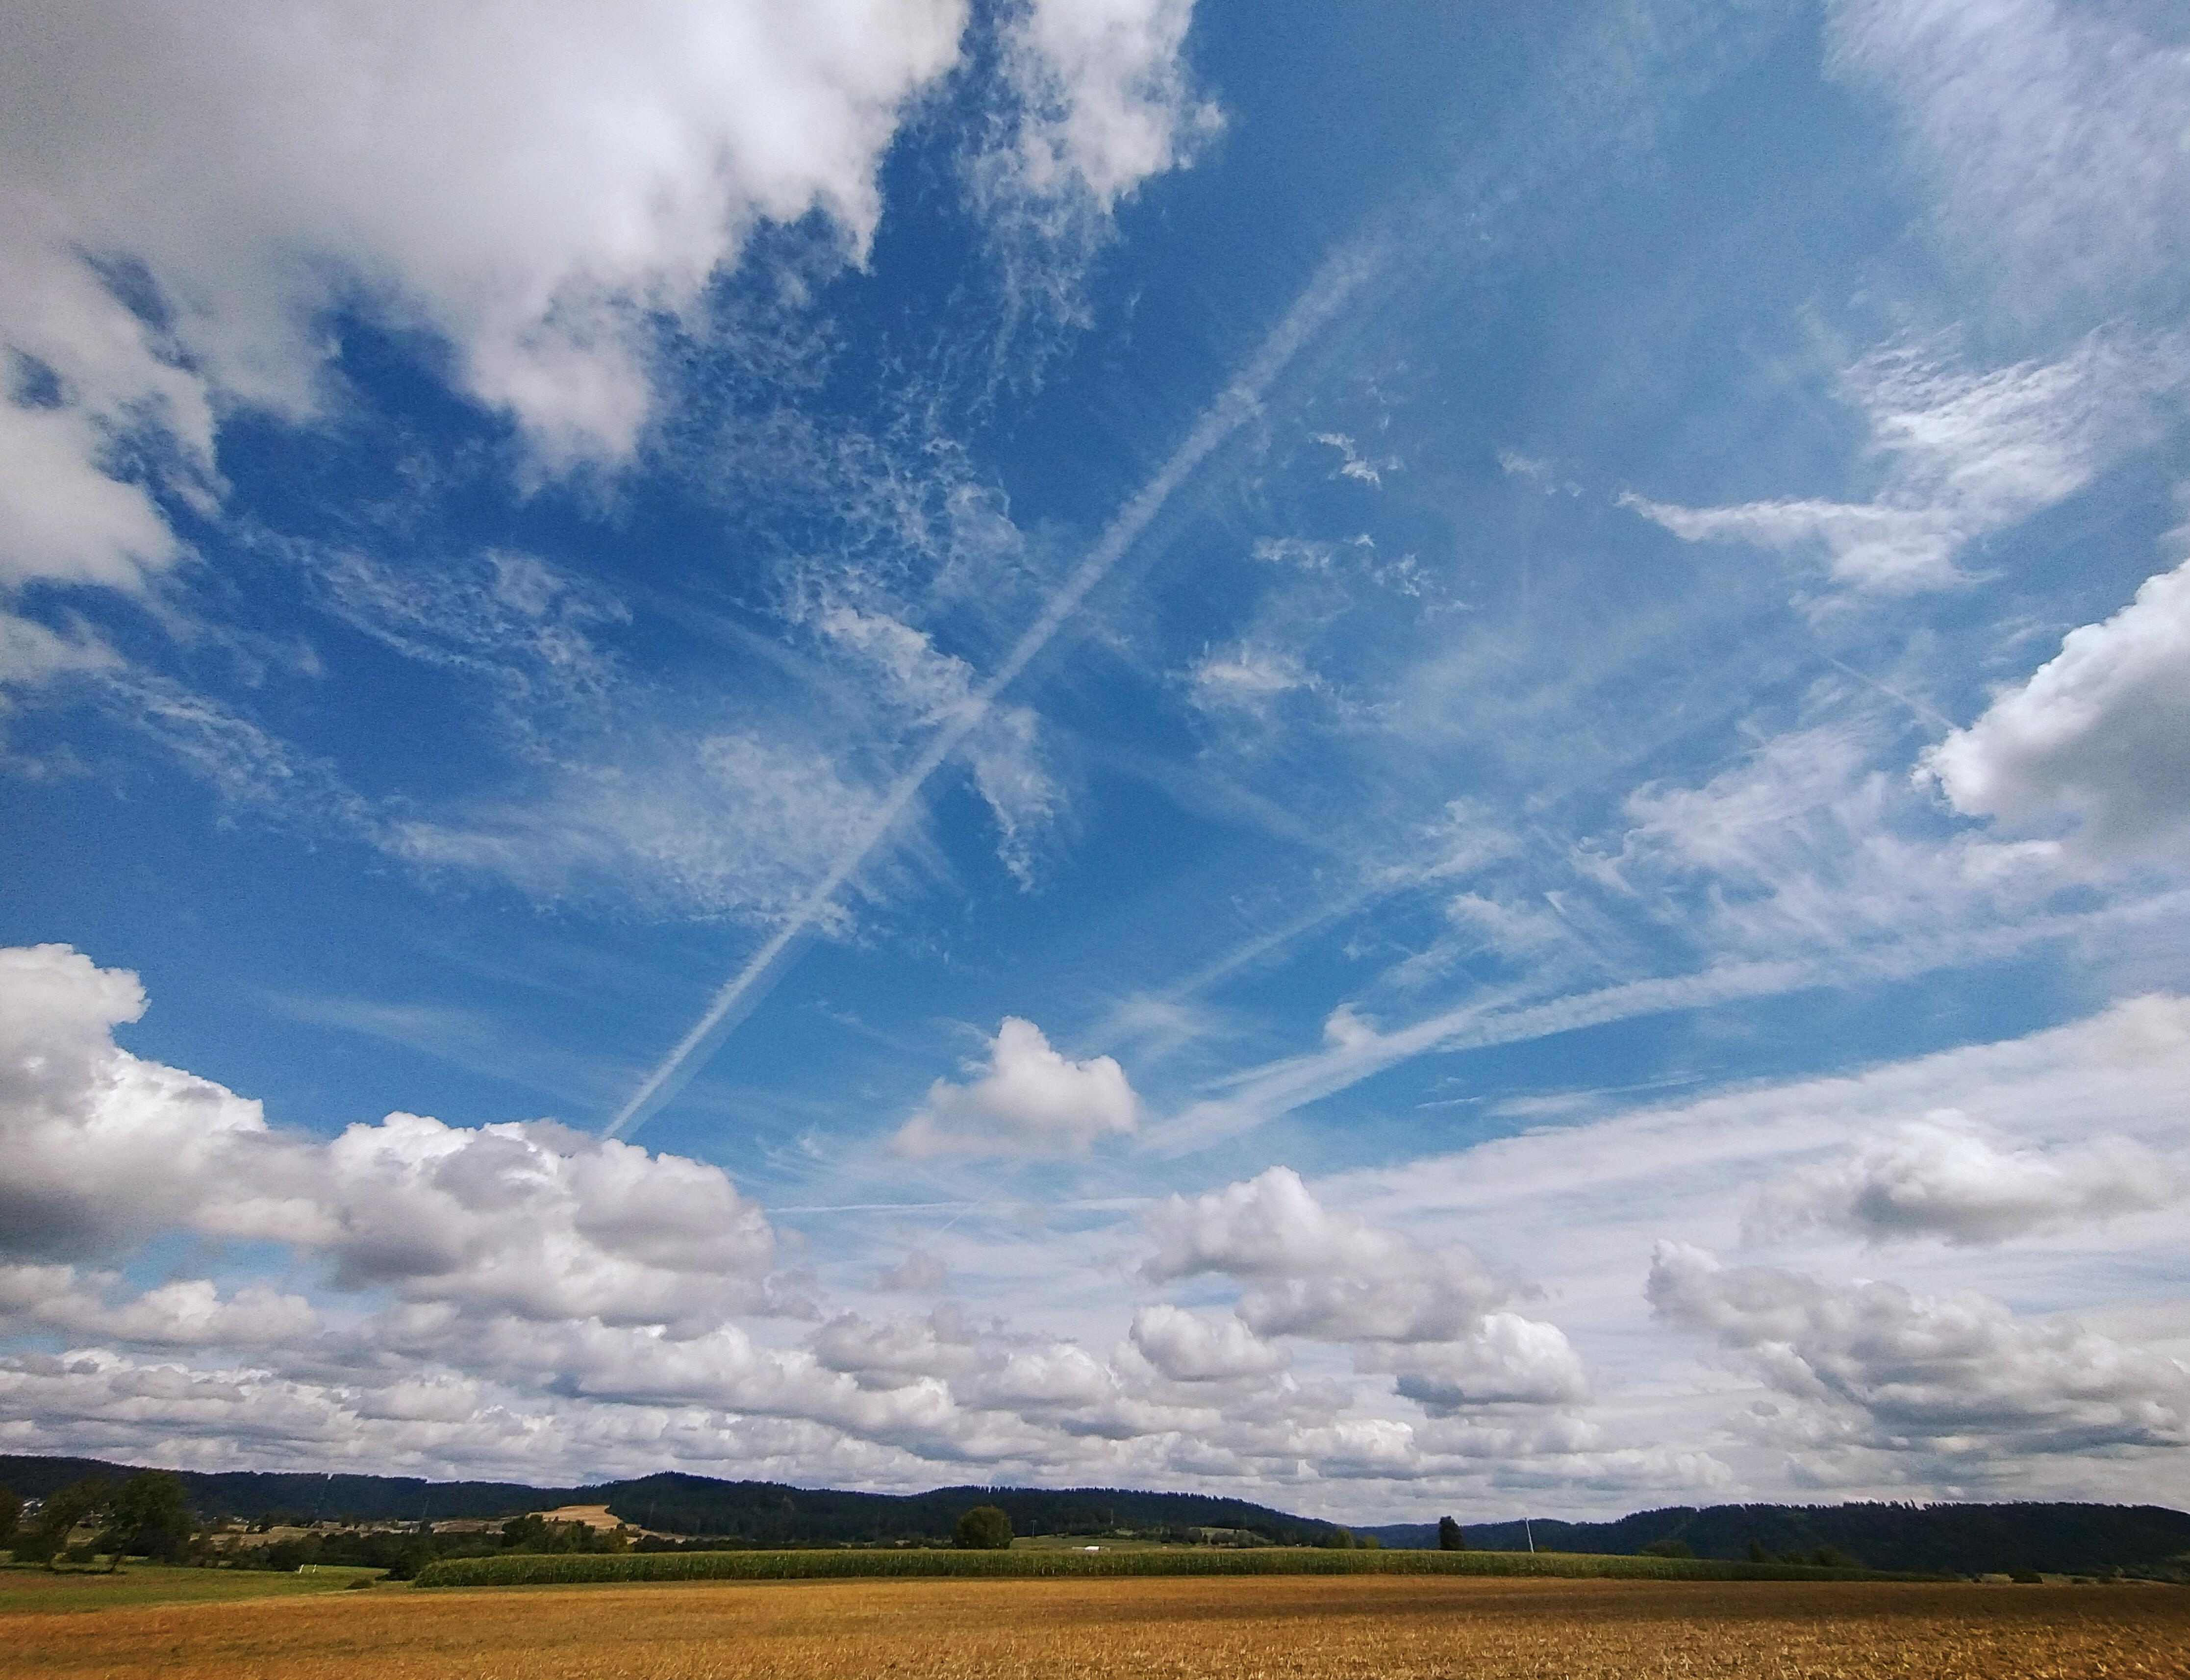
[1622,333,2174,592]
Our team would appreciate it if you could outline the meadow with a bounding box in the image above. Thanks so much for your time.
[0,1562,380,1615]
[4,1572,2183,1680]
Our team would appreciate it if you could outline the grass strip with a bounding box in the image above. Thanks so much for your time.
[413,1547,1921,1589]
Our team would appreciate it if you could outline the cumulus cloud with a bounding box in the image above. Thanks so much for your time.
[1133,1177,1462,1346]
[1624,334,2166,592]
[0,1268,319,1349]
[1129,1304,1289,1381]
[0,944,782,1330]
[1920,556,2190,859]
[1380,1314,1592,1412]
[1649,1241,2190,1459]
[0,0,969,595]
[997,0,1219,210]
[874,1250,950,1293]
[1138,1166,1586,1428]
[893,1017,1137,1156]
[0,944,300,1261]
[1752,1109,2184,1247]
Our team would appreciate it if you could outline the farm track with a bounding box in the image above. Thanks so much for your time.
[6,1572,2187,1679]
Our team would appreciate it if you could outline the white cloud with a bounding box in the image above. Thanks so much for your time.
[1129,1304,1288,1381]
[1145,1166,1427,1282]
[810,1307,979,1389]
[1381,1314,1591,1412]
[1602,720,2065,958]
[874,1250,950,1293]
[1000,0,1218,210]
[1829,0,2190,320]
[0,943,297,1261]
[810,602,1060,885]
[1921,556,2190,858]
[1139,1166,1567,1422]
[0,1268,319,1349]
[1188,644,1314,712]
[387,730,893,926]
[0,944,783,1331]
[0,0,968,590]
[1649,1241,2190,1460]
[1313,432,1398,487]
[1752,1109,2184,1247]
[1624,334,2165,591]
[894,1017,1137,1157]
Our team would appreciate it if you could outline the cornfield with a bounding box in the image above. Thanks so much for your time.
[412,1544,1907,1588]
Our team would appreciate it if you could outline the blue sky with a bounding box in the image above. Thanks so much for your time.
[3,0,2189,1521]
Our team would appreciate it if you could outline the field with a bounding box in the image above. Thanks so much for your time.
[0,1562,380,1614]
[4,1573,2185,1679]
[410,1543,1902,1587]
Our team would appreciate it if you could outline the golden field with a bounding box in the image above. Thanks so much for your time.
[6,1574,2188,1680]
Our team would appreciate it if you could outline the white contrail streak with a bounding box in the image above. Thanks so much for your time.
[605,242,1384,1139]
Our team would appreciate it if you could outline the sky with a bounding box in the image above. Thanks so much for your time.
[2,0,2189,1525]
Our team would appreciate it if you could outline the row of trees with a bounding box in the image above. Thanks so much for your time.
[0,1473,193,1565]
[0,1474,637,1576]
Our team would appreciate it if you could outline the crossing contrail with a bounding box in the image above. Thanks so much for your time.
[604,240,1385,1139]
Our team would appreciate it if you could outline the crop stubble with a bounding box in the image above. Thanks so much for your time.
[7,1574,2186,1679]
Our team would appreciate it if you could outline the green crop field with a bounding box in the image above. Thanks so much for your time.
[411,1544,1916,1588]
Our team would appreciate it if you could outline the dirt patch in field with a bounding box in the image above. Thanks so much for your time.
[5,1572,2186,1678]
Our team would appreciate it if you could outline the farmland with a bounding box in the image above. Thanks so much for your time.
[0,1563,383,1615]
[408,1542,1906,1587]
[4,1572,2184,1679]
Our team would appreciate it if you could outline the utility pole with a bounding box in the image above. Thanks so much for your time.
[1524,1519,1535,1554]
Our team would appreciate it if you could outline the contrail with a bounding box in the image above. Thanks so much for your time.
[605,240,1384,1139]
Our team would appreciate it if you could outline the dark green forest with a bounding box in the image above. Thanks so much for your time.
[5,1455,2185,1578]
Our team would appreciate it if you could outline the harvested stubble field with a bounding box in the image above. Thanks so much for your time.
[6,1573,2187,1680]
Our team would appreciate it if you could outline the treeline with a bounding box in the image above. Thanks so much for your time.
[6,1454,2183,1579]
[0,1455,568,1526]
[596,1472,1342,1547]
[0,1457,1336,1547]
[1364,1502,2190,1579]
[0,1468,635,1580]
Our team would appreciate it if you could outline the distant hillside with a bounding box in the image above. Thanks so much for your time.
[0,1455,1336,1545]
[599,1471,1340,1545]
[0,1455,577,1525]
[6,1454,2182,1577]
[1362,1502,2190,1578]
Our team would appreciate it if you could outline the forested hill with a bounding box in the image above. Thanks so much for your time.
[0,1455,578,1525]
[597,1472,1340,1545]
[0,1455,1338,1545]
[1363,1502,2190,1578]
[6,1454,2183,1575]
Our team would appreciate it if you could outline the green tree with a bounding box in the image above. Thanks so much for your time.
[954,1505,1013,1550]
[17,1478,114,1565]
[1354,1533,1379,1550]
[1437,1516,1466,1552]
[102,1472,193,1561]
[1639,1538,1693,1559]
[1746,1539,1769,1563]
[1319,1525,1354,1550]
[0,1481,20,1550]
